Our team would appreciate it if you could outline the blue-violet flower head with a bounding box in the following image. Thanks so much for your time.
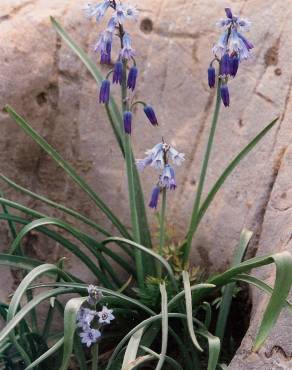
[97,306,115,324]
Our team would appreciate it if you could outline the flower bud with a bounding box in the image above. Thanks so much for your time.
[113,61,123,84]
[99,79,110,104]
[127,66,138,91]
[123,111,133,134]
[220,84,230,107]
[149,186,160,209]
[144,105,158,126]
[208,66,216,88]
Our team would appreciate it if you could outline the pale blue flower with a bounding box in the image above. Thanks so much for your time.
[97,306,115,324]
[212,30,228,58]
[80,328,101,347]
[84,1,111,22]
[77,308,96,330]
[120,33,135,60]
[87,285,103,305]
[169,147,185,166]
[136,155,153,171]
[213,9,253,61]
[124,4,139,21]
[113,4,126,24]
[161,165,176,190]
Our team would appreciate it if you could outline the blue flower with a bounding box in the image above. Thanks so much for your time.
[97,306,115,324]
[229,54,239,77]
[99,79,110,104]
[144,105,158,126]
[87,285,103,305]
[161,165,176,190]
[120,33,135,60]
[213,9,253,62]
[208,66,216,88]
[169,147,185,166]
[84,1,111,22]
[136,155,153,171]
[220,84,230,107]
[149,186,160,209]
[80,328,101,347]
[113,4,139,24]
[113,61,123,85]
[123,111,133,134]
[127,66,138,91]
[94,30,113,64]
[220,53,230,76]
[77,308,96,330]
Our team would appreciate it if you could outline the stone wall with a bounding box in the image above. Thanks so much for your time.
[1,0,292,368]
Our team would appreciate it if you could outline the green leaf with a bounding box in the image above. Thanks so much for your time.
[196,329,220,370]
[103,237,178,291]
[122,328,144,370]
[215,229,253,341]
[24,338,64,370]
[197,119,278,230]
[207,251,292,351]
[4,104,131,239]
[231,274,292,311]
[253,252,292,351]
[182,271,203,352]
[156,284,168,370]
[140,346,183,370]
[59,297,87,370]
[0,173,111,237]
[7,216,114,287]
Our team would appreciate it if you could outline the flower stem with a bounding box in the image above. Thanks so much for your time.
[183,80,222,266]
[92,342,99,370]
[121,58,144,289]
[157,188,167,276]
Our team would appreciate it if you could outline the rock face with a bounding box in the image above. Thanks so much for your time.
[0,0,292,368]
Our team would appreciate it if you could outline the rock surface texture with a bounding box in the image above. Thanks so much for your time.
[0,0,292,368]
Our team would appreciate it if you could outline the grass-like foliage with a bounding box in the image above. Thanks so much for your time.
[0,3,291,370]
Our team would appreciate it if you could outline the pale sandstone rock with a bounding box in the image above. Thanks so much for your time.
[0,0,292,367]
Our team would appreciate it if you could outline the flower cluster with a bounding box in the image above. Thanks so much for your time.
[208,8,254,107]
[86,1,159,134]
[136,142,185,208]
[76,285,115,347]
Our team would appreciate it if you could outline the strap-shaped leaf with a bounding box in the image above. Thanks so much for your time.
[215,229,253,341]
[4,105,131,240]
[182,271,203,352]
[122,328,144,370]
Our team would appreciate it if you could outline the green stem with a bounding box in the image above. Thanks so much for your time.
[92,342,99,370]
[157,188,167,277]
[159,188,167,256]
[183,80,222,265]
[121,59,144,289]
